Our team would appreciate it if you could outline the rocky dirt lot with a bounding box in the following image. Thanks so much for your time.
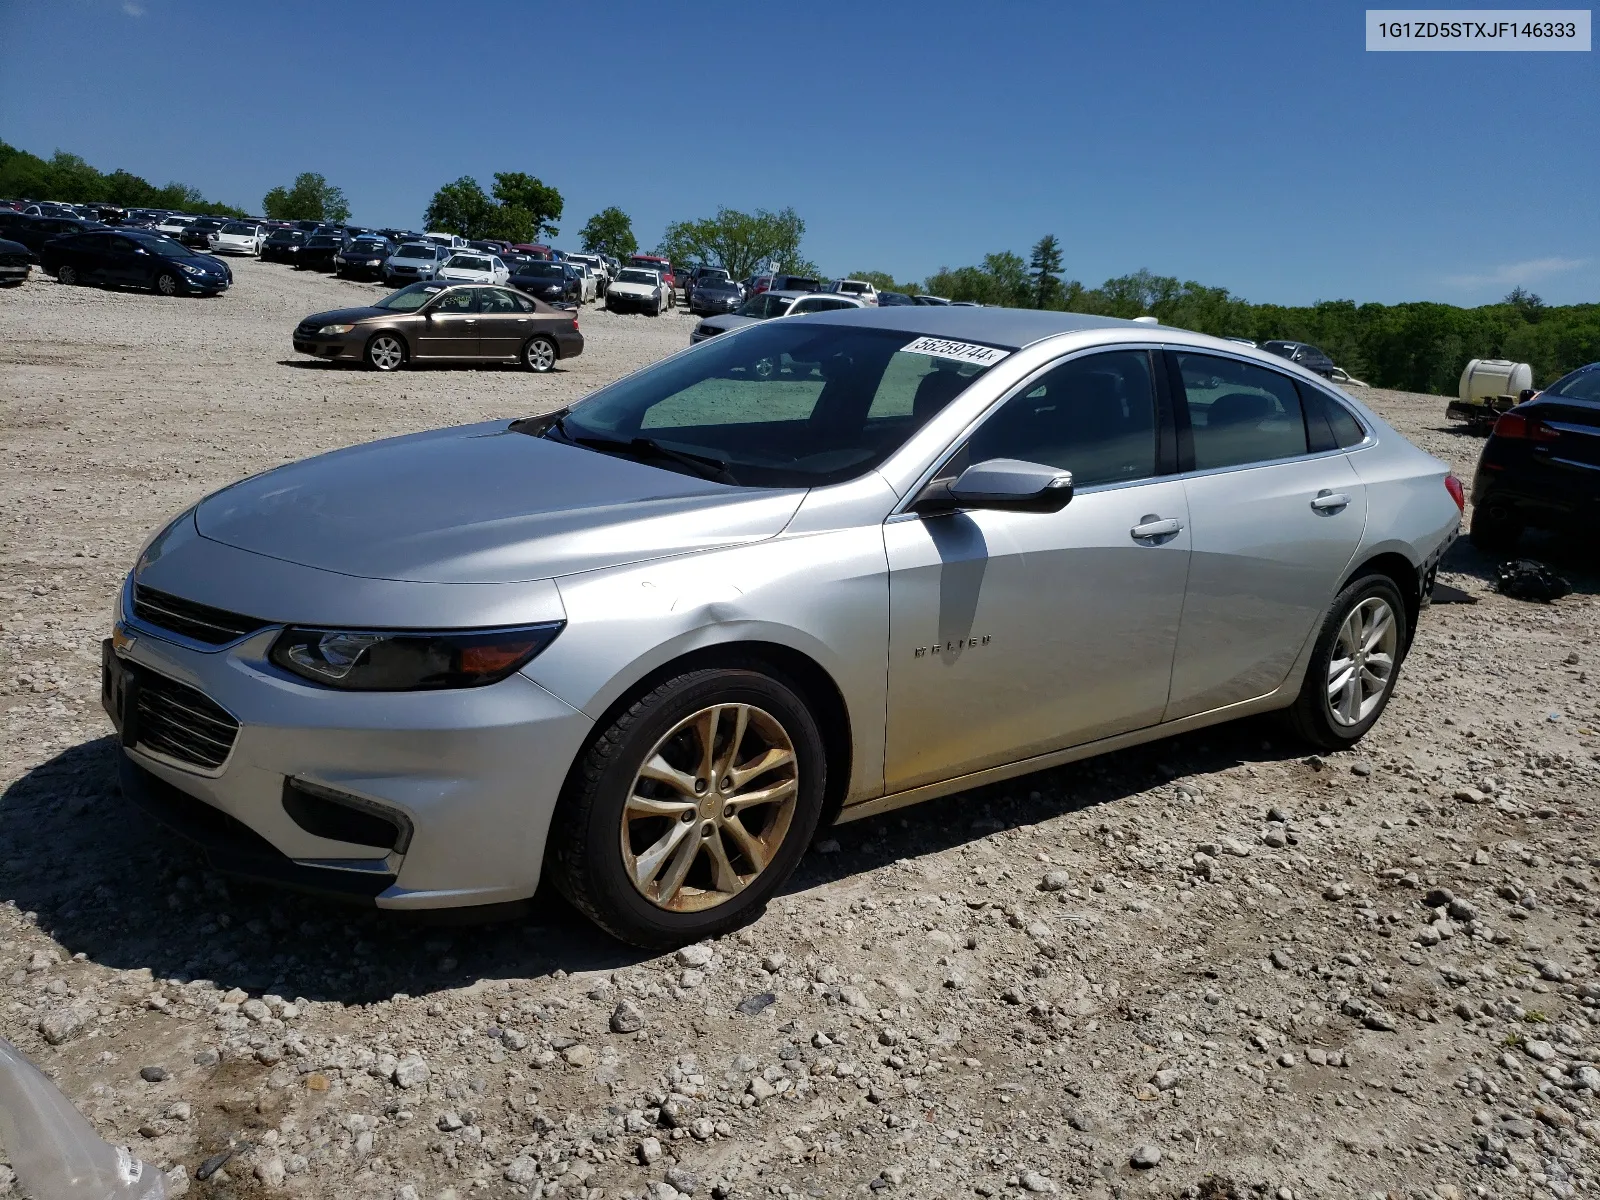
[1,259,1598,1200]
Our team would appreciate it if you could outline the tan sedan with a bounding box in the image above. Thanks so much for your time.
[292,280,584,373]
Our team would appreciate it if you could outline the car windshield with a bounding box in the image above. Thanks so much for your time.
[269,230,305,243]
[1546,367,1600,402]
[617,270,658,285]
[306,236,339,247]
[394,244,432,258]
[517,263,565,278]
[447,256,491,271]
[374,282,448,311]
[142,236,196,259]
[837,282,867,294]
[736,293,793,319]
[220,222,255,235]
[700,278,737,291]
[548,323,1002,487]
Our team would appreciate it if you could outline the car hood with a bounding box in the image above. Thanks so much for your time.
[300,305,391,326]
[609,280,659,295]
[699,314,762,334]
[193,420,805,584]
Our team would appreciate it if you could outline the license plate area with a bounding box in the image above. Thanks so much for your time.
[100,638,140,747]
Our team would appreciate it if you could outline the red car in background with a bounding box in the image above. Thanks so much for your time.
[513,243,553,260]
[629,254,675,296]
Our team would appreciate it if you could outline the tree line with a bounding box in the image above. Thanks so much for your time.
[912,237,1600,392]
[0,139,247,217]
[7,137,1594,393]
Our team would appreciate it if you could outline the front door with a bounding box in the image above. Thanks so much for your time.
[1164,350,1368,719]
[103,235,145,285]
[416,287,480,358]
[884,348,1191,792]
[476,287,533,358]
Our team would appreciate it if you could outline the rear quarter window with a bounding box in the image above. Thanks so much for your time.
[1298,384,1368,452]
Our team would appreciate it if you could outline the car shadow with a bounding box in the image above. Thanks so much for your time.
[786,715,1304,894]
[275,360,562,373]
[3,719,1306,1003]
[1440,529,1600,597]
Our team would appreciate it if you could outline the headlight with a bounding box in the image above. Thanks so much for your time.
[366,259,380,266]
[318,323,355,335]
[270,623,564,691]
[180,263,202,275]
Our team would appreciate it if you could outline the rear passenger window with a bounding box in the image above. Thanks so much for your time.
[1177,353,1308,470]
[1299,384,1367,452]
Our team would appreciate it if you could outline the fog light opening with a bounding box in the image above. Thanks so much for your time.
[282,778,413,854]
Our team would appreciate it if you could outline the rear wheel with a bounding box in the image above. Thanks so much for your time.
[365,333,406,372]
[521,335,557,373]
[1469,503,1521,554]
[1284,574,1407,750]
[154,272,178,296]
[547,666,827,949]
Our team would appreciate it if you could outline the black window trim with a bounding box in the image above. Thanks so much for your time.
[896,344,1179,513]
[1162,347,1372,477]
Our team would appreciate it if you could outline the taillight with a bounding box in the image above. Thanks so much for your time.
[1492,412,1559,442]
[571,319,579,330]
[1444,474,1465,512]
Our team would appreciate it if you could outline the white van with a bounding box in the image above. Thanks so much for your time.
[425,231,468,250]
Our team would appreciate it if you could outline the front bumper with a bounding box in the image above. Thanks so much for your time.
[105,583,592,909]
[293,332,362,359]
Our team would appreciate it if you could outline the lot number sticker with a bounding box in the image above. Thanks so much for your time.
[902,337,1011,367]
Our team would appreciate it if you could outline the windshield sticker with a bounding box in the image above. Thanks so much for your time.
[901,337,1010,367]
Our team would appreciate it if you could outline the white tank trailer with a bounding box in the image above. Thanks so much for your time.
[1447,358,1536,429]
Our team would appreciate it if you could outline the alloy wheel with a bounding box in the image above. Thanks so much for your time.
[524,337,556,372]
[368,335,404,371]
[620,703,799,913]
[57,264,77,285]
[1326,596,1397,727]
[156,273,177,296]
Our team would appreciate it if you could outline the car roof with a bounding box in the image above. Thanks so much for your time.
[788,305,1150,349]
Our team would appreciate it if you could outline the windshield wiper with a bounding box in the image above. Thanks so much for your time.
[547,424,738,484]
[508,408,569,437]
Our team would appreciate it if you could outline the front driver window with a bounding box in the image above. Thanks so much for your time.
[431,289,477,314]
[965,350,1159,489]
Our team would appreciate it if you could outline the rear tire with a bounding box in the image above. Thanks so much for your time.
[546,665,827,949]
[1284,574,1408,750]
[521,335,557,373]
[365,333,406,372]
[154,272,178,296]
[56,263,79,285]
[1469,504,1521,554]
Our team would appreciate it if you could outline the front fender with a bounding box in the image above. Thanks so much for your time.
[526,526,890,804]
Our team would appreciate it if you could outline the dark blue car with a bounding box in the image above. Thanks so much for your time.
[38,228,231,296]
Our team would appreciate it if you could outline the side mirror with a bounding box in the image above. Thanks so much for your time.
[915,458,1074,515]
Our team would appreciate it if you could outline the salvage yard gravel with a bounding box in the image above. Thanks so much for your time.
[2,259,1598,1199]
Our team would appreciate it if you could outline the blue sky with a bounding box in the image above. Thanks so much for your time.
[1,0,1595,305]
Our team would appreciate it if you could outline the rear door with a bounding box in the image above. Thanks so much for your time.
[476,287,532,358]
[1164,349,1367,719]
[416,287,480,358]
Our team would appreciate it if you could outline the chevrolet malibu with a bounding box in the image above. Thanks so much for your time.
[106,308,1461,947]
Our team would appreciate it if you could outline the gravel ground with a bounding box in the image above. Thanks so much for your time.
[1,259,1598,1200]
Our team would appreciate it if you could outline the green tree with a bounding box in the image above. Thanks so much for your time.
[423,176,495,237]
[1028,234,1064,309]
[423,173,563,243]
[262,172,350,223]
[0,138,245,215]
[491,171,562,241]
[580,206,638,259]
[1503,286,1545,321]
[657,207,811,280]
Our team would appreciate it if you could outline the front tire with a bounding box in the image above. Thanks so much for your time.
[154,272,178,296]
[1284,574,1408,750]
[365,333,406,372]
[547,666,828,949]
[521,335,557,373]
[56,263,79,285]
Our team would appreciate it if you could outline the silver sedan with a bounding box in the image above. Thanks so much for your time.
[105,308,1461,946]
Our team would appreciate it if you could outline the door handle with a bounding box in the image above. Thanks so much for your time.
[1310,491,1351,512]
[463,318,477,324]
[1130,516,1182,540]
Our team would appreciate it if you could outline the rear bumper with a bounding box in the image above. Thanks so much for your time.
[1472,472,1600,532]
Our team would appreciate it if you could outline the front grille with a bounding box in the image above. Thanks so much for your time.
[135,671,239,770]
[133,584,269,645]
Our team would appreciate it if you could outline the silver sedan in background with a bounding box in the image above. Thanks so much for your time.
[104,308,1461,947]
